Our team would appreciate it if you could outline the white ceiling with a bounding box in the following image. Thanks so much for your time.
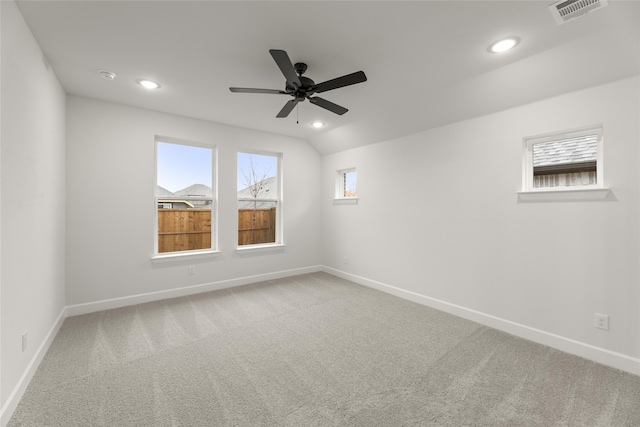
[15,0,640,155]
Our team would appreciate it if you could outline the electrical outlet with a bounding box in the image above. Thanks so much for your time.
[187,265,195,275]
[595,313,609,330]
[22,332,28,352]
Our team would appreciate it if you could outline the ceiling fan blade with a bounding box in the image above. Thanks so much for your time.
[269,49,302,89]
[229,87,288,95]
[277,99,299,118]
[309,97,348,115]
[312,71,367,94]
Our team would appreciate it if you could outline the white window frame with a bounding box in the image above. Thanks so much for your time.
[522,125,604,192]
[236,150,283,251]
[335,167,358,204]
[152,137,218,262]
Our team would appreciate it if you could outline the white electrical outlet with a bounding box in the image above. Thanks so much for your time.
[22,332,28,352]
[595,313,609,330]
[187,265,195,275]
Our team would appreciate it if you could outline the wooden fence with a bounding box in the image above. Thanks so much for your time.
[157,207,276,252]
[158,209,211,253]
[238,207,276,246]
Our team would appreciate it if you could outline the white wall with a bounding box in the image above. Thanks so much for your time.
[322,77,640,372]
[0,0,67,415]
[65,96,322,307]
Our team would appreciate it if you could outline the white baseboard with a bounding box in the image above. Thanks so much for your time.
[322,266,640,377]
[66,265,322,317]
[1,307,67,427]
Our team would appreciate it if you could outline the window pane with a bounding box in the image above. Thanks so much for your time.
[337,168,356,198]
[532,135,597,168]
[157,142,212,196]
[157,206,212,253]
[532,134,598,189]
[238,201,277,246]
[238,152,279,246]
[156,141,213,253]
[237,152,277,198]
[344,170,357,197]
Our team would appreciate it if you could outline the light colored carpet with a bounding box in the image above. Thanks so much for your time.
[8,272,640,426]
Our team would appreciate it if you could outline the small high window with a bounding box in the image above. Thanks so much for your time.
[523,125,603,191]
[337,168,357,198]
[155,138,215,254]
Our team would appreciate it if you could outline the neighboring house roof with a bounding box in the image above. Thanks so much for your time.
[157,180,278,209]
[175,183,212,198]
[237,176,277,198]
[156,184,212,209]
[238,176,277,209]
[533,135,597,167]
[156,185,175,197]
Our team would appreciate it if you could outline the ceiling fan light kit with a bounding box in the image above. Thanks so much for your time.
[230,49,367,118]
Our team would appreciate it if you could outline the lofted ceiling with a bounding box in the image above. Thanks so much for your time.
[15,0,640,156]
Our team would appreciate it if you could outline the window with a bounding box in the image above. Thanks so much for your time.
[237,151,281,247]
[155,138,215,255]
[337,168,357,198]
[523,125,603,192]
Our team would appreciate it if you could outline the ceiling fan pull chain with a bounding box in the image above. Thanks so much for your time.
[296,104,299,124]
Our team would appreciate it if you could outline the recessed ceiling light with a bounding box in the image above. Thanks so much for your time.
[138,80,160,89]
[489,37,520,53]
[311,121,324,128]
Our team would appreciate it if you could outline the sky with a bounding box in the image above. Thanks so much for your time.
[237,152,277,191]
[156,142,212,193]
[344,170,356,193]
[156,141,277,193]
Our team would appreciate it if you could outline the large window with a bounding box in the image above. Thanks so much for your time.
[523,125,603,191]
[237,151,281,247]
[155,138,215,254]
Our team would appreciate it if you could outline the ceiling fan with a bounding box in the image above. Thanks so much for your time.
[229,49,367,118]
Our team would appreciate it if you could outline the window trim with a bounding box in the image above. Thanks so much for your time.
[236,150,283,248]
[333,198,358,205]
[517,187,610,202]
[151,249,221,264]
[522,124,604,193]
[154,136,218,259]
[235,243,286,254]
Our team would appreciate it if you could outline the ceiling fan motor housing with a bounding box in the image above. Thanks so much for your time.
[287,75,316,98]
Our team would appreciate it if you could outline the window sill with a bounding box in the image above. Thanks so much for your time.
[151,249,221,264]
[517,187,610,202]
[236,243,286,254]
[333,198,358,205]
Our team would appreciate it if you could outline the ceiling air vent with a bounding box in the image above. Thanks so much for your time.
[549,0,609,25]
